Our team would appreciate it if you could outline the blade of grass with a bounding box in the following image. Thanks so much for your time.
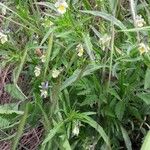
[12,103,29,150]
[13,48,28,84]
[44,34,54,78]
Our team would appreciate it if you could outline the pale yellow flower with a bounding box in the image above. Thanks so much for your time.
[0,32,7,44]
[34,66,41,77]
[138,43,149,55]
[99,34,111,50]
[39,81,49,98]
[54,0,68,14]
[2,7,6,15]
[40,89,48,98]
[135,15,146,27]
[40,55,46,63]
[76,44,84,57]
[52,68,61,78]
[72,125,79,136]
[72,121,81,136]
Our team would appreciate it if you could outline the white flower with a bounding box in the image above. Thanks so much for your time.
[54,0,68,14]
[72,121,81,136]
[138,43,149,55]
[76,44,84,57]
[99,34,111,50]
[135,15,146,27]
[40,89,48,98]
[34,66,41,77]
[2,7,6,15]
[0,32,7,44]
[72,125,79,136]
[39,81,49,98]
[52,68,61,78]
[40,55,46,63]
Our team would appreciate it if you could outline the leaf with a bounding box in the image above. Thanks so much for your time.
[5,84,27,101]
[108,88,121,100]
[13,48,28,84]
[60,69,81,91]
[0,103,24,115]
[42,121,65,145]
[0,117,10,128]
[44,33,54,78]
[137,93,150,105]
[78,113,111,149]
[120,126,132,150]
[83,33,95,61]
[80,95,98,106]
[115,101,125,120]
[81,10,126,30]
[40,27,56,46]
[144,69,150,89]
[60,63,107,91]
[82,63,108,76]
[12,103,29,150]
[141,131,150,150]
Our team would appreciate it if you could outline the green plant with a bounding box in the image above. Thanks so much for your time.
[0,0,150,149]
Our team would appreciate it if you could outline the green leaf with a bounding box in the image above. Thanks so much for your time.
[60,63,107,91]
[0,117,10,128]
[0,103,24,115]
[81,10,126,30]
[144,69,150,89]
[83,33,95,61]
[12,103,29,150]
[78,113,111,149]
[5,84,27,101]
[42,120,65,145]
[60,69,81,91]
[108,88,121,100]
[115,101,125,120]
[44,33,54,78]
[120,126,132,150]
[40,27,56,46]
[141,131,150,150]
[137,93,150,105]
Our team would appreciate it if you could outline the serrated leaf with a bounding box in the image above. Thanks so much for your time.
[0,103,23,115]
[137,93,150,105]
[80,95,98,106]
[5,84,27,100]
[144,69,150,89]
[115,101,125,120]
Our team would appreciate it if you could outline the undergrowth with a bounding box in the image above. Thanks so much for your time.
[0,0,150,150]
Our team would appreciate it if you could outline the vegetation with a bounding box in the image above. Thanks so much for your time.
[0,0,150,149]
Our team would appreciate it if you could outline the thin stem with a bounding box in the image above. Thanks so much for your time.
[129,0,140,42]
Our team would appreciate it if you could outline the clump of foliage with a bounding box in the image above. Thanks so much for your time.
[0,0,150,149]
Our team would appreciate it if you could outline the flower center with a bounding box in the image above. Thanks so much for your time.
[58,5,65,11]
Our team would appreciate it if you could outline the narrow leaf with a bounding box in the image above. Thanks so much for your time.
[144,69,150,89]
[141,131,150,150]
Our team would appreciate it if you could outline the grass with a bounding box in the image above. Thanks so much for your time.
[0,0,150,149]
